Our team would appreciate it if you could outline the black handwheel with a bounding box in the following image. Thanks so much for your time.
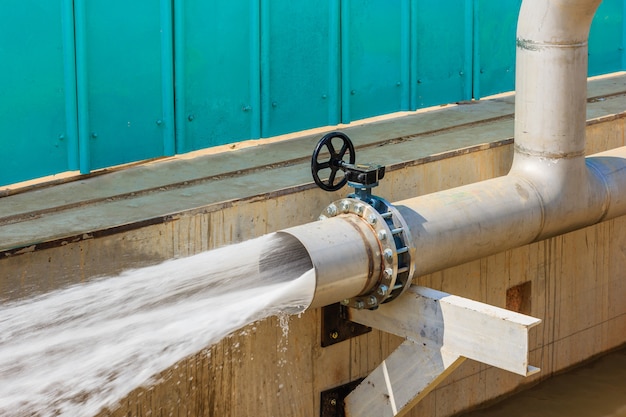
[311,131,356,191]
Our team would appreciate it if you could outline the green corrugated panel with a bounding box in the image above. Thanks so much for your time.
[589,0,624,76]
[261,0,341,138]
[473,0,522,98]
[412,0,473,109]
[0,1,73,186]
[343,0,410,123]
[75,0,174,172]
[2,1,626,187]
[176,0,260,152]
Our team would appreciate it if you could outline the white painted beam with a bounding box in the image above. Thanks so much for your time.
[345,285,541,417]
[345,340,465,417]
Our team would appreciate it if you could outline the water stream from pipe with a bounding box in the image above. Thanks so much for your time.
[0,233,315,416]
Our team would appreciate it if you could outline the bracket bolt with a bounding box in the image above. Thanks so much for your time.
[384,248,394,263]
[377,285,388,296]
[330,330,339,340]
[341,299,350,306]
[330,398,337,406]
[368,296,378,306]
[367,214,377,225]
[378,230,387,241]
[340,200,351,213]
[354,204,364,215]
[383,268,393,279]
[355,300,365,310]
[327,204,338,216]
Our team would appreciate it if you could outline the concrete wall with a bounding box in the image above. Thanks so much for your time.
[2,82,626,416]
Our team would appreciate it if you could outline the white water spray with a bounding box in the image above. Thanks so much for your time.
[0,233,315,416]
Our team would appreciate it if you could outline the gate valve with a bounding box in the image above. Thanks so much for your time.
[311,131,385,201]
[310,131,415,309]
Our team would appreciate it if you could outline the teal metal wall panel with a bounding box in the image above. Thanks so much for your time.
[412,0,473,109]
[589,0,624,76]
[473,0,522,98]
[0,1,73,186]
[261,0,341,138]
[176,0,260,153]
[75,0,174,172]
[343,0,410,123]
[2,1,626,187]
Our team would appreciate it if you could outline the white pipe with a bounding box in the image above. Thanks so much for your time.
[390,0,625,277]
[281,0,626,306]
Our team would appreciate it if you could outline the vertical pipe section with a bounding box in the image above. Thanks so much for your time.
[510,0,606,239]
[61,0,79,171]
[513,0,600,159]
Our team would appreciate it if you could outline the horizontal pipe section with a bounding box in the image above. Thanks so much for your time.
[289,146,626,302]
[393,175,543,277]
[284,0,626,308]
[279,215,383,309]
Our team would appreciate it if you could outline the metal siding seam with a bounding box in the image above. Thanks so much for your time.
[328,0,341,125]
[620,2,626,71]
[61,0,79,171]
[260,0,270,138]
[472,0,481,99]
[409,0,418,110]
[74,0,90,174]
[341,0,351,124]
[401,0,411,110]
[161,0,176,156]
[464,0,474,100]
[174,0,186,153]
[250,0,262,139]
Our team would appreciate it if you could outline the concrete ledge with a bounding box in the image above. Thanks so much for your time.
[2,73,626,255]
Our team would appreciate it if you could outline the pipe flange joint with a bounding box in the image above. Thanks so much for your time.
[318,197,415,309]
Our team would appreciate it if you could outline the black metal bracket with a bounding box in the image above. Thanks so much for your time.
[320,378,364,417]
[321,303,371,347]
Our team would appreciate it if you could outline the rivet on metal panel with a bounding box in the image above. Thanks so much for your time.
[272,102,278,108]
[187,115,194,121]
[350,90,356,95]
[321,94,327,99]
[417,79,422,84]
[396,81,401,86]
[91,132,98,139]
[242,105,252,112]
[156,119,163,126]
[58,134,65,140]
